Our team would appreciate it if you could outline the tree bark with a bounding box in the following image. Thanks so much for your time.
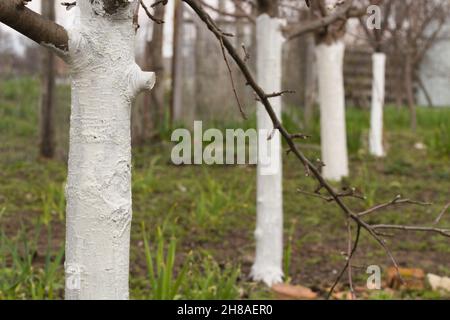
[138,4,166,143]
[170,0,184,125]
[39,0,56,158]
[394,72,405,110]
[316,40,349,181]
[369,52,386,157]
[252,13,284,287]
[392,40,405,110]
[148,4,166,133]
[303,33,317,129]
[63,0,154,299]
[404,53,417,131]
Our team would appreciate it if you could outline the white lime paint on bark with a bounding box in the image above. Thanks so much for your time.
[64,0,155,300]
[369,52,386,157]
[316,40,349,181]
[251,14,284,286]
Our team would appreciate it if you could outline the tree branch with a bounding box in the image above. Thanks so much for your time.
[284,0,355,40]
[0,0,68,52]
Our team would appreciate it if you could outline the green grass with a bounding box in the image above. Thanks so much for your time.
[141,223,190,300]
[186,255,241,300]
[0,77,449,300]
[0,224,65,299]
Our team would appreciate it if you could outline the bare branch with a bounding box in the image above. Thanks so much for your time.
[266,90,296,99]
[434,202,450,225]
[358,195,431,217]
[0,0,68,52]
[219,35,247,120]
[373,225,450,238]
[199,0,255,23]
[284,0,355,40]
[139,0,165,24]
[327,225,361,299]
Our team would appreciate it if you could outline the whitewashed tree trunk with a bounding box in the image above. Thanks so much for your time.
[316,40,349,181]
[64,1,155,300]
[251,14,284,286]
[369,52,386,157]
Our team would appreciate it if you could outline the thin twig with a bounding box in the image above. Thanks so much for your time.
[358,195,431,217]
[266,90,296,98]
[372,224,450,237]
[139,0,165,24]
[327,225,361,299]
[347,219,355,300]
[219,36,247,120]
[434,202,450,225]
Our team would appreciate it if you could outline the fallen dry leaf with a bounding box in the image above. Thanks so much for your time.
[332,291,354,300]
[387,267,425,290]
[272,283,318,300]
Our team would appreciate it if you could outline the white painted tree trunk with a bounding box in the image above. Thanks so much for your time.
[64,1,155,300]
[369,52,386,157]
[251,14,284,286]
[316,40,349,181]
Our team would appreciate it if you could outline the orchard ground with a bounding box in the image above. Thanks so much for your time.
[0,77,449,299]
